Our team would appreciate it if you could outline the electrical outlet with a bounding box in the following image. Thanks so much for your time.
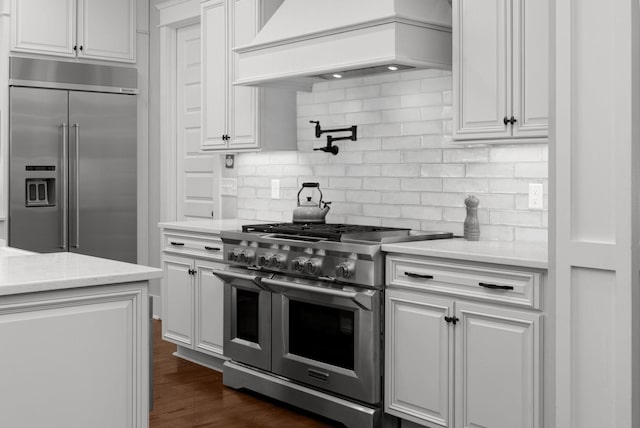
[271,179,280,199]
[528,183,544,210]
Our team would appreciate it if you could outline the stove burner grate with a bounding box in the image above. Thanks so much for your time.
[242,223,411,242]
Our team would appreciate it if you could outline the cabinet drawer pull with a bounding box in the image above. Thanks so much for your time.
[479,282,514,290]
[204,246,220,251]
[170,241,185,246]
[404,272,434,280]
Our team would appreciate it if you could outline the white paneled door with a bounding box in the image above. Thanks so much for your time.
[176,24,218,220]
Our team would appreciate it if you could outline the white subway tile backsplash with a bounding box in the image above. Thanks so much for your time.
[401,205,443,220]
[515,162,548,178]
[363,96,402,111]
[466,163,514,178]
[345,111,382,125]
[401,92,442,108]
[329,100,363,114]
[381,136,422,150]
[421,164,465,177]
[346,165,382,177]
[402,120,443,136]
[381,80,422,96]
[382,164,422,177]
[233,69,548,241]
[490,145,543,162]
[346,85,381,100]
[381,192,421,205]
[401,178,443,192]
[491,210,542,227]
[346,190,382,203]
[420,76,453,92]
[363,204,402,218]
[381,108,422,123]
[314,88,345,103]
[444,148,490,163]
[442,178,489,193]
[401,149,443,164]
[364,177,401,191]
[329,177,363,189]
[364,150,402,164]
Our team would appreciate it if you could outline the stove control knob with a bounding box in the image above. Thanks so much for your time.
[292,257,308,272]
[270,253,287,269]
[258,252,273,267]
[228,248,243,262]
[239,249,255,264]
[336,261,355,279]
[305,258,323,276]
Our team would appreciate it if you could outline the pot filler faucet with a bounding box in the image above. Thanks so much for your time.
[310,120,357,155]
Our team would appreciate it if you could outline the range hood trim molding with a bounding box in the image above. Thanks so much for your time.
[234,20,452,91]
[234,16,451,54]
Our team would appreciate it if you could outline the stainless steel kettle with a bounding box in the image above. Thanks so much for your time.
[292,182,331,224]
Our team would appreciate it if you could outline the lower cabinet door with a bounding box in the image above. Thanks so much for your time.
[195,259,226,356]
[162,255,195,346]
[455,301,541,428]
[385,289,453,427]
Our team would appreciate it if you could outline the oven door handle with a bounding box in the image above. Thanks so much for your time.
[262,278,373,311]
[211,269,271,291]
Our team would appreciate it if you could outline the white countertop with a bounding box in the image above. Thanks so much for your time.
[158,218,269,234]
[157,220,548,269]
[0,252,162,297]
[382,238,548,270]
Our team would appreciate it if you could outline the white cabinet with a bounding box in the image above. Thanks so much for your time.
[0,282,149,428]
[161,228,226,360]
[452,0,548,143]
[385,255,543,428]
[200,0,296,152]
[11,0,136,62]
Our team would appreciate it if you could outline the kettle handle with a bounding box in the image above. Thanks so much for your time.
[297,182,323,207]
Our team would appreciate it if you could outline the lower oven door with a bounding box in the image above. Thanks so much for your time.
[212,267,273,371]
[264,275,381,405]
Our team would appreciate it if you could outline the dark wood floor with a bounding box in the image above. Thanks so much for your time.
[149,320,341,427]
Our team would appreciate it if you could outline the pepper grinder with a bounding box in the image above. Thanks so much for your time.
[464,195,480,241]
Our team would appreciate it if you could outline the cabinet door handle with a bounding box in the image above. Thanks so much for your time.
[503,116,517,125]
[204,246,220,251]
[404,272,434,280]
[479,282,514,290]
[170,241,185,246]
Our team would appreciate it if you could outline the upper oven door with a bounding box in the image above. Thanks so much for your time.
[264,275,382,405]
[212,267,273,371]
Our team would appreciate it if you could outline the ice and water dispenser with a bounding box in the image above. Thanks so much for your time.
[24,166,56,207]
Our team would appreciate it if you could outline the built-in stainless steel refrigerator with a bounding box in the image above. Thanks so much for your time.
[8,57,137,263]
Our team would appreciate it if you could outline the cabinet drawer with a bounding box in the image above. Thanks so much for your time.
[386,255,542,309]
[162,232,224,261]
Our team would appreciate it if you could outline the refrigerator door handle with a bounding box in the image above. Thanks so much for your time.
[60,123,68,250]
[72,123,80,249]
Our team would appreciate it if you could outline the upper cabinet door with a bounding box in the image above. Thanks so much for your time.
[11,0,76,57]
[201,0,228,149]
[511,0,548,138]
[228,0,259,150]
[453,0,511,141]
[77,0,136,62]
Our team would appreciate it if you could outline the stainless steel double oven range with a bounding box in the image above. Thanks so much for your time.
[213,223,452,428]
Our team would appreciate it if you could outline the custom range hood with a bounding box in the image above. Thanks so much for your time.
[234,0,452,90]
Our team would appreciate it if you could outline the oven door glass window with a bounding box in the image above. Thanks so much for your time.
[236,288,260,343]
[288,300,355,370]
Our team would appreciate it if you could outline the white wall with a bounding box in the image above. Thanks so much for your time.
[236,69,549,241]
